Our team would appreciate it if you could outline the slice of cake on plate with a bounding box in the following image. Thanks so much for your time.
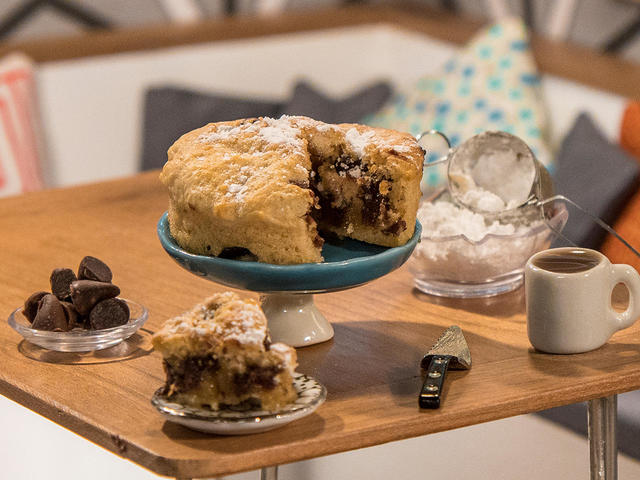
[152,292,297,411]
[160,115,423,264]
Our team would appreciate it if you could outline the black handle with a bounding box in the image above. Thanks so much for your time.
[419,355,452,409]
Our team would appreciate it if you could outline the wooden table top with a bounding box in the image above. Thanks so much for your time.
[2,172,640,478]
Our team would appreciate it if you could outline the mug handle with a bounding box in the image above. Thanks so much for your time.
[610,264,640,330]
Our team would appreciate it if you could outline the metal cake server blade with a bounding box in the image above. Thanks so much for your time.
[419,326,471,409]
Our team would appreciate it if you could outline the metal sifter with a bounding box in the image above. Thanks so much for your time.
[417,130,640,257]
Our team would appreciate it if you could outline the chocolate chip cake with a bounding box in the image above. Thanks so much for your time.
[160,116,423,264]
[152,292,297,411]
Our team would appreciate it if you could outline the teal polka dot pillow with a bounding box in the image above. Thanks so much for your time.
[364,17,553,192]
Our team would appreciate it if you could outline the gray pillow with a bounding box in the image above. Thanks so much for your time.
[140,81,393,171]
[140,87,281,171]
[281,80,392,124]
[552,113,640,249]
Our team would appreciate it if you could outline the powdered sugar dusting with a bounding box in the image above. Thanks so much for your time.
[269,343,297,374]
[259,123,299,145]
[214,302,266,345]
[392,144,412,154]
[225,182,249,202]
[197,117,303,153]
[157,294,269,347]
[345,128,376,158]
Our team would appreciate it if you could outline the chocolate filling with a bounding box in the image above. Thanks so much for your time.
[334,153,369,177]
[359,176,394,227]
[310,152,398,233]
[382,219,407,235]
[232,364,283,396]
[305,213,325,248]
[164,356,220,394]
[315,191,347,228]
[218,247,258,261]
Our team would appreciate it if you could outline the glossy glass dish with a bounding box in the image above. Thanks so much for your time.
[408,204,569,298]
[8,298,148,352]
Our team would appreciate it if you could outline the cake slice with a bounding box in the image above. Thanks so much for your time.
[152,292,297,411]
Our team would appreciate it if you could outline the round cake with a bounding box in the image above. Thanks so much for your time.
[160,116,423,264]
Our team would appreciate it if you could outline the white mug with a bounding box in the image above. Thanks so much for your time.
[525,247,640,354]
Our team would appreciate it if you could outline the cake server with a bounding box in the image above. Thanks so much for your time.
[419,325,471,409]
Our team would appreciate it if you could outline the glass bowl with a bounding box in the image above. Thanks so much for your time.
[408,203,568,298]
[8,298,148,352]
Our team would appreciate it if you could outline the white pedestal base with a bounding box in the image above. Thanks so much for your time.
[260,293,334,347]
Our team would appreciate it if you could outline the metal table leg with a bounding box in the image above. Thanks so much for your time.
[261,466,278,480]
[588,395,618,480]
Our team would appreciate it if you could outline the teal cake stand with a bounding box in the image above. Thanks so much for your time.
[158,212,421,347]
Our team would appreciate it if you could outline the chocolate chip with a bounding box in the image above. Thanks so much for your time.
[218,247,258,261]
[60,301,81,330]
[23,291,48,323]
[31,294,68,331]
[382,219,407,236]
[89,298,129,330]
[50,268,77,300]
[78,256,112,283]
[70,280,120,315]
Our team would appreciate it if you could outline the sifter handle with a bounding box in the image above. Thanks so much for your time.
[538,195,640,259]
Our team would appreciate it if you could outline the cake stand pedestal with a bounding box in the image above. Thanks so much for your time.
[158,213,421,347]
[259,293,333,346]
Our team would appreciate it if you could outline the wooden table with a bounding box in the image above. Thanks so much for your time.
[1,172,639,479]
[2,4,640,480]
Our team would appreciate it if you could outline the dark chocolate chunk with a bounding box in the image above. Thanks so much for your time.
[360,178,389,226]
[78,256,112,283]
[89,298,129,330]
[316,191,347,228]
[218,247,258,262]
[70,280,120,315]
[334,154,369,177]
[163,356,219,394]
[382,219,407,236]
[60,301,81,330]
[50,268,77,300]
[232,364,282,395]
[23,291,48,323]
[31,294,68,331]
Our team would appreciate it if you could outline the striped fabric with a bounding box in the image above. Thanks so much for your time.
[0,53,44,197]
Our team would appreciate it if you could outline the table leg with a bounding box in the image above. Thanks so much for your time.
[261,466,278,480]
[588,395,617,480]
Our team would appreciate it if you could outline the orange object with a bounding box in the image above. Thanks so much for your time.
[601,188,640,272]
[620,101,640,160]
[601,101,640,270]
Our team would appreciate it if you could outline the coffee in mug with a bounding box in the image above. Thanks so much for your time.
[525,247,640,354]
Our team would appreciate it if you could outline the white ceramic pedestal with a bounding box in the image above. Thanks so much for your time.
[260,293,334,347]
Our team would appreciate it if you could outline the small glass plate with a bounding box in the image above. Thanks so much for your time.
[8,298,148,352]
[151,373,326,435]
